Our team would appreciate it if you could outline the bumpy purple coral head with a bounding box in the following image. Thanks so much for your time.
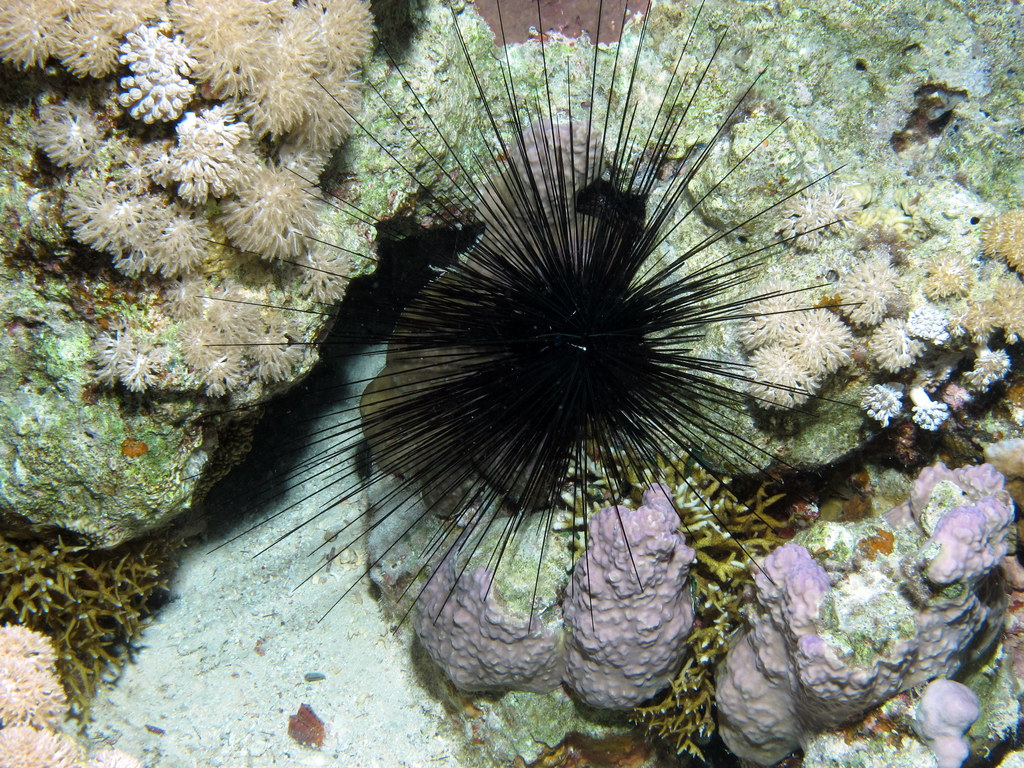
[562,486,695,709]
[414,556,565,694]
[908,462,1007,521]
[926,496,1013,584]
[413,485,695,710]
[757,542,831,634]
[894,462,1015,585]
[914,679,980,768]
[717,462,1009,766]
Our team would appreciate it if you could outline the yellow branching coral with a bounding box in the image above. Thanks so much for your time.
[0,533,177,715]
[626,460,786,759]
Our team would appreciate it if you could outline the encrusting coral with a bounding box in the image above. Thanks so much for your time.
[0,625,143,768]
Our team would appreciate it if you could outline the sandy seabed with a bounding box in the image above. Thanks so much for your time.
[86,349,464,768]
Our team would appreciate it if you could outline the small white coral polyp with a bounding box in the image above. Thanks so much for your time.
[860,383,903,427]
[31,100,103,168]
[905,304,949,344]
[93,330,167,392]
[963,347,1010,391]
[776,186,859,251]
[981,209,1024,273]
[838,255,901,327]
[745,343,822,408]
[65,182,163,259]
[218,157,320,260]
[868,318,924,373]
[169,105,254,204]
[909,386,950,431]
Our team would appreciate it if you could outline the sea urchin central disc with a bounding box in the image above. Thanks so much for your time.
[360,114,725,522]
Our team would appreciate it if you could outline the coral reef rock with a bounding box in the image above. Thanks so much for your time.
[715,462,1012,764]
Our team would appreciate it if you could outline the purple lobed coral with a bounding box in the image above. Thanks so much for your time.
[414,556,566,694]
[413,485,695,709]
[715,462,1012,764]
[562,484,696,709]
[914,678,980,768]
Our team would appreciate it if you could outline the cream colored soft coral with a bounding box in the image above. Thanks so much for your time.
[0,0,69,69]
[0,625,67,728]
[171,0,371,143]
[924,251,973,299]
[170,0,289,97]
[867,318,924,372]
[837,255,901,327]
[31,100,103,168]
[0,626,57,672]
[745,344,823,409]
[736,282,801,350]
[218,156,320,260]
[299,244,350,304]
[981,209,1024,273]
[775,185,860,251]
[0,725,82,768]
[789,308,854,376]
[53,0,165,78]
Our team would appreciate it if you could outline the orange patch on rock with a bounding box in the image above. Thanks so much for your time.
[120,438,148,458]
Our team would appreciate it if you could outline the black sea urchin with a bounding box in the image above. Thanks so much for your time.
[232,0,826,626]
